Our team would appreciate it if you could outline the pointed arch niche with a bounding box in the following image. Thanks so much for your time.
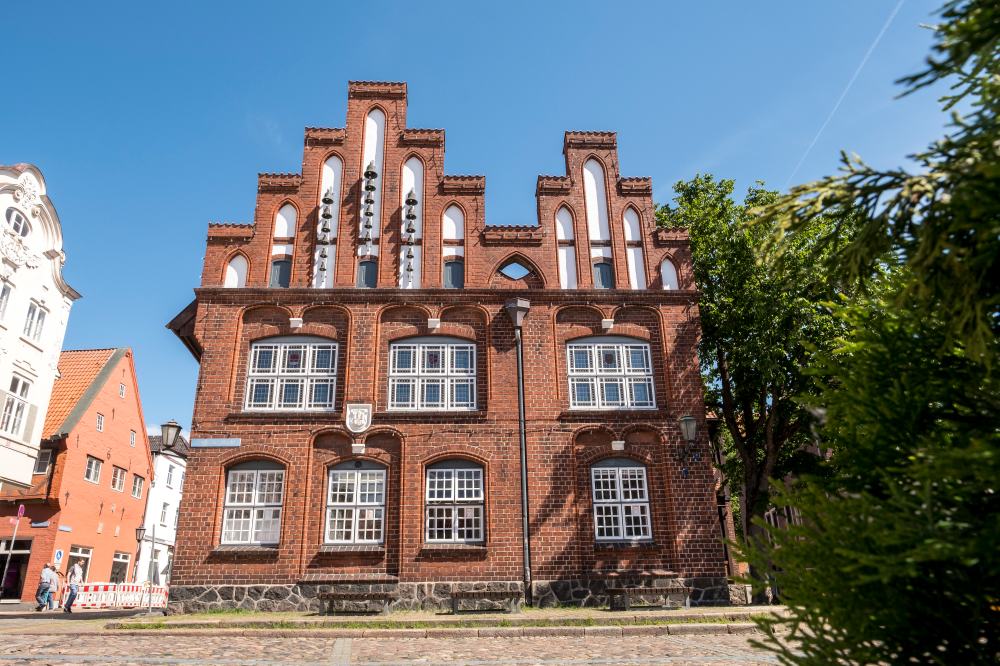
[314,155,343,288]
[622,207,646,289]
[223,253,248,288]
[660,257,679,290]
[555,206,578,289]
[442,204,465,288]
[399,157,424,288]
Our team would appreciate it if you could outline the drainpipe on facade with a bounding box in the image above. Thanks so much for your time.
[504,298,532,606]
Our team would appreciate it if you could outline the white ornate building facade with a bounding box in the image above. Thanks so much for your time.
[0,164,79,489]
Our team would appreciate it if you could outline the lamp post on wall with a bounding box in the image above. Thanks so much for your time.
[504,298,532,606]
[679,415,698,478]
[137,420,182,614]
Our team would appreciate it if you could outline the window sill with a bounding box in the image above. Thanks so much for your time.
[420,543,487,554]
[594,541,658,551]
[226,411,342,423]
[375,411,486,423]
[19,336,44,352]
[559,408,666,421]
[318,544,385,554]
[211,544,279,555]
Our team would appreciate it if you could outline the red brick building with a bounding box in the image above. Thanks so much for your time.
[166,81,727,612]
[0,349,152,602]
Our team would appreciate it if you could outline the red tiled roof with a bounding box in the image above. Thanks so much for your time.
[43,349,118,438]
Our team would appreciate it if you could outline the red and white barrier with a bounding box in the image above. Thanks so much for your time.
[72,582,169,609]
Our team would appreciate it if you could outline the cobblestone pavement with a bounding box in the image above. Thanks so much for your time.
[0,632,778,665]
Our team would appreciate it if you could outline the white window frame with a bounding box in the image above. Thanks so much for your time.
[69,546,93,581]
[244,338,338,412]
[591,460,653,542]
[0,281,11,320]
[111,466,126,492]
[160,502,169,526]
[389,338,476,411]
[96,413,105,432]
[33,449,52,475]
[567,339,655,410]
[84,456,102,484]
[424,462,485,543]
[166,464,174,488]
[129,430,136,447]
[23,301,46,341]
[1,375,31,439]
[220,465,285,545]
[119,383,126,398]
[325,463,387,544]
[131,475,144,499]
[5,207,30,238]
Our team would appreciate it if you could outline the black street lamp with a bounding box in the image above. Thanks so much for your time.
[504,298,532,607]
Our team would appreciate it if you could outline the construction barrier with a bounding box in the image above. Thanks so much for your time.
[73,582,169,609]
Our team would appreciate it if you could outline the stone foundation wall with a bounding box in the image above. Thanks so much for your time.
[167,577,730,614]
[167,581,525,615]
[532,576,729,608]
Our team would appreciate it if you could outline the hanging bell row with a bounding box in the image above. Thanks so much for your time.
[363,204,374,218]
[363,161,378,180]
[403,233,413,246]
[404,189,418,207]
[405,205,417,221]
[321,188,335,205]
[321,205,333,220]
[318,263,327,272]
[364,193,375,205]
[321,222,331,234]
[406,247,414,259]
[405,261,414,273]
[319,248,328,259]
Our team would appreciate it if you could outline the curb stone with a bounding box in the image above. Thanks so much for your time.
[584,627,623,637]
[37,624,755,639]
[622,625,669,636]
[667,624,724,635]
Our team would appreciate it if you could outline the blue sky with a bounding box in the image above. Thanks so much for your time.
[3,0,946,434]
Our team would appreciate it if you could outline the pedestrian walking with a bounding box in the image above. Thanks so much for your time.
[63,560,83,613]
[33,563,56,611]
[48,569,63,610]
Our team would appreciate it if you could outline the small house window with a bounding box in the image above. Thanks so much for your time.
[23,302,46,341]
[567,337,655,410]
[593,261,615,289]
[0,281,11,320]
[443,259,464,289]
[84,456,102,483]
[132,475,144,499]
[357,260,377,288]
[221,461,285,545]
[1,375,30,439]
[129,430,136,447]
[5,208,29,238]
[96,413,105,432]
[389,338,476,411]
[326,461,386,544]
[33,450,52,475]
[111,466,126,492]
[425,460,484,543]
[119,383,126,398]
[269,259,291,288]
[591,458,652,542]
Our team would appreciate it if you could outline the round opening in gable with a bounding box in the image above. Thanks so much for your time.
[499,261,530,280]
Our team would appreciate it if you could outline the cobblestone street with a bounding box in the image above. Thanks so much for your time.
[0,629,778,665]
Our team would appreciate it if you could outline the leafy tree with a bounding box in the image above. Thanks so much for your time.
[656,178,846,585]
[748,1,1000,662]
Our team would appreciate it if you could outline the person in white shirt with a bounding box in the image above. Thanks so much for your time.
[63,561,84,614]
